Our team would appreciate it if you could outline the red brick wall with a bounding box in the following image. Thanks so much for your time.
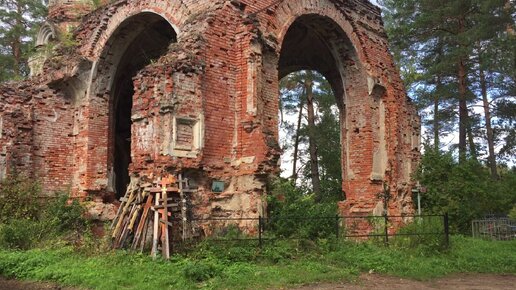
[0,0,419,221]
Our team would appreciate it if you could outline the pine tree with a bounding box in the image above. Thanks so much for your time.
[279,71,342,201]
[381,0,514,167]
[0,0,47,82]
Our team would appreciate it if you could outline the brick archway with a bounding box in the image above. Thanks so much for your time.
[78,1,190,59]
[245,0,420,216]
[75,12,178,196]
[277,12,369,198]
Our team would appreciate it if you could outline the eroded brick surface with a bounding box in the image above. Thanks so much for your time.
[0,0,420,227]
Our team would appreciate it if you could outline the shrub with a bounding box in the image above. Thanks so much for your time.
[416,146,516,233]
[0,174,41,223]
[266,178,337,239]
[391,217,447,255]
[43,194,87,234]
[183,260,222,282]
[0,219,46,250]
[509,205,516,219]
[0,174,88,250]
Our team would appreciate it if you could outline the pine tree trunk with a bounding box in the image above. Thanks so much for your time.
[457,16,468,163]
[458,57,468,163]
[304,73,321,199]
[434,76,441,150]
[467,120,477,159]
[479,63,499,179]
[12,1,23,79]
[291,97,304,183]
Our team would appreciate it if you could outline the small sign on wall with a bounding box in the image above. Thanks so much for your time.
[211,180,225,193]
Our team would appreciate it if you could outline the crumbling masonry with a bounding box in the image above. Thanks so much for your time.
[0,0,420,225]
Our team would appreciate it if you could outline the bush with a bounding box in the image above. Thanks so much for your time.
[266,178,337,239]
[183,260,222,282]
[0,174,41,223]
[0,219,46,250]
[0,175,88,250]
[43,194,87,234]
[509,205,516,219]
[416,146,516,233]
[392,217,447,255]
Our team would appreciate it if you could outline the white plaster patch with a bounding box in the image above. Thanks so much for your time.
[0,145,6,181]
[135,119,154,151]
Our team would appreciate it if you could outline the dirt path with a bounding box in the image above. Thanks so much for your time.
[2,274,515,289]
[0,277,79,290]
[295,273,516,290]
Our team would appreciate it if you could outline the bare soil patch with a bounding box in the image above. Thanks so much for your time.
[0,277,79,290]
[294,273,516,290]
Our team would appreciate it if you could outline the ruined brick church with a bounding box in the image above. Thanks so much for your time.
[0,0,420,222]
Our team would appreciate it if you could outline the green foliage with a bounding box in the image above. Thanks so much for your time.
[381,0,515,163]
[0,219,45,250]
[0,236,514,289]
[279,70,342,197]
[0,175,88,250]
[183,260,222,282]
[509,205,516,219]
[43,194,87,234]
[416,145,516,233]
[392,217,447,255]
[0,174,41,223]
[0,0,47,81]
[266,178,337,239]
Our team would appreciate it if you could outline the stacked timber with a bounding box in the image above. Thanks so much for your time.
[111,174,196,259]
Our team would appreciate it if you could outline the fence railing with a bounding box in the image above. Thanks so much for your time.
[472,218,516,241]
[169,214,449,249]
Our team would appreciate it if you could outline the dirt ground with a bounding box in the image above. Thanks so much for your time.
[1,273,515,289]
[0,278,77,290]
[295,273,516,290]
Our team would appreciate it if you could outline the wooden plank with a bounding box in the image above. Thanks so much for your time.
[159,219,174,227]
[161,182,170,260]
[112,187,137,239]
[151,204,179,210]
[151,191,160,259]
[148,187,179,193]
[179,173,187,241]
[132,195,153,250]
[128,205,142,231]
[139,213,151,252]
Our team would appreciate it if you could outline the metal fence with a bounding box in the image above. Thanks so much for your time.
[169,214,449,249]
[472,218,516,241]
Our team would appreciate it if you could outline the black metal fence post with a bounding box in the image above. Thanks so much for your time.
[258,215,263,248]
[384,214,389,246]
[444,213,449,248]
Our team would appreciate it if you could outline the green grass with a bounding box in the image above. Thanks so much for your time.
[0,236,515,289]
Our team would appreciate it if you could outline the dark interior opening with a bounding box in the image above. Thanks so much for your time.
[111,14,177,197]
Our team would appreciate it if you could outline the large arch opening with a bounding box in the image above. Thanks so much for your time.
[278,14,364,201]
[101,13,177,198]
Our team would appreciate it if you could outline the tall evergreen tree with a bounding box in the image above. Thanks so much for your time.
[0,0,47,82]
[382,0,514,167]
[279,71,342,201]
